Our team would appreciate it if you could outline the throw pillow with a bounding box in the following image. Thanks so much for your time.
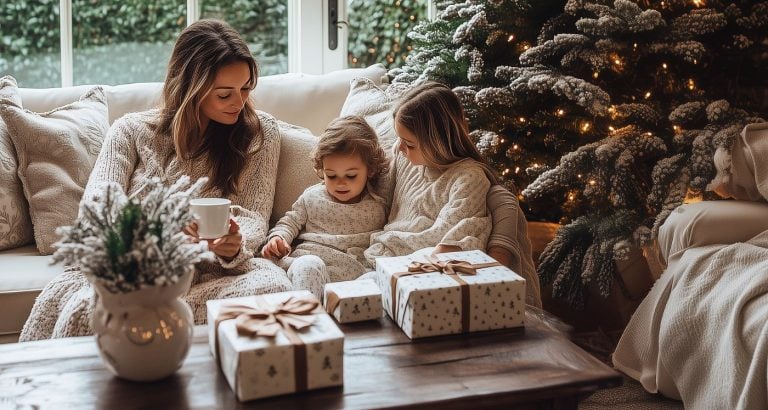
[272,120,320,226]
[0,76,34,250]
[0,87,109,255]
[339,77,409,153]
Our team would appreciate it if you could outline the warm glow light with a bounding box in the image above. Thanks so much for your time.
[515,166,521,173]
[523,44,530,50]
[500,138,505,143]
[577,174,582,178]
[593,72,599,79]
[557,109,565,116]
[608,126,616,132]
[688,78,696,90]
[518,117,526,123]
[633,43,638,50]
[693,59,698,64]
[644,91,652,99]
[581,122,591,132]
[533,163,540,168]
[508,34,515,42]
[409,15,416,21]
[568,193,575,201]
[513,144,519,150]
[692,0,704,7]
[614,58,622,65]
[394,22,400,28]
[662,63,668,69]
[673,125,681,133]
[589,180,596,186]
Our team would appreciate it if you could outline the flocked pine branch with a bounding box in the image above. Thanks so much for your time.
[52,176,212,293]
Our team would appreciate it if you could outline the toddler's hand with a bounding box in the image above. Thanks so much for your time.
[261,236,291,259]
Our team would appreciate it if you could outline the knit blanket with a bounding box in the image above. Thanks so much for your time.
[613,229,768,409]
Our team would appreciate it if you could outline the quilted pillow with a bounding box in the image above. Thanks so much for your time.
[0,87,109,254]
[0,76,34,250]
[339,77,409,153]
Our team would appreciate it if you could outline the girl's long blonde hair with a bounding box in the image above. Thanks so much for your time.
[157,19,262,196]
[394,82,498,184]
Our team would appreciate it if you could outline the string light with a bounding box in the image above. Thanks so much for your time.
[556,109,565,116]
[513,144,519,150]
[633,43,638,50]
[644,91,652,99]
[518,117,526,123]
[608,126,616,132]
[500,138,505,143]
[394,22,400,28]
[662,63,668,69]
[568,192,575,201]
[688,78,696,90]
[589,180,597,186]
[409,15,415,21]
[593,71,599,79]
[692,0,705,6]
[673,125,681,133]
[508,34,515,42]
[503,168,510,175]
[515,167,521,173]
[581,122,591,132]
[613,57,622,66]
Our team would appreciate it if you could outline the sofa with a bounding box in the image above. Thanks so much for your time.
[0,64,388,341]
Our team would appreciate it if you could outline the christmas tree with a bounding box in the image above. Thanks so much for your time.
[393,0,768,308]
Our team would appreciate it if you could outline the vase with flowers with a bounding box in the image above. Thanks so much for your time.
[52,176,211,381]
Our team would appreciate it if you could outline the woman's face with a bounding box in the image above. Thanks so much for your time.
[199,61,252,131]
[395,120,425,166]
[321,153,370,204]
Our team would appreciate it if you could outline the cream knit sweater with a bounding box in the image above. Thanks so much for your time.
[20,110,292,341]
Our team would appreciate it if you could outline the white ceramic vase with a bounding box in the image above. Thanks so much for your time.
[91,271,194,382]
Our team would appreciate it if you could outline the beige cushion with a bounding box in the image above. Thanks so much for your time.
[0,87,109,254]
[0,244,58,335]
[0,76,34,250]
[272,121,320,226]
[340,77,409,153]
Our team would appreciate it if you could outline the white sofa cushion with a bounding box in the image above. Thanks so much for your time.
[0,245,58,335]
[340,77,409,153]
[1,87,109,255]
[0,76,34,250]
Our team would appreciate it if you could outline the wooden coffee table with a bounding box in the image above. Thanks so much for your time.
[0,314,620,409]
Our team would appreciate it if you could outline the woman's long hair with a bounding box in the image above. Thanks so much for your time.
[157,19,261,196]
[394,82,498,184]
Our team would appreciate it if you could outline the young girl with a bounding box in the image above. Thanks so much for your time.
[364,82,495,264]
[262,115,389,299]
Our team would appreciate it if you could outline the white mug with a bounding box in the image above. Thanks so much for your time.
[189,198,232,239]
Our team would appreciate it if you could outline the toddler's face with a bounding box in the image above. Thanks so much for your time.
[322,153,370,204]
[395,121,425,166]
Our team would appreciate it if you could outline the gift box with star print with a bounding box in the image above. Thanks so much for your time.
[375,249,526,339]
[207,290,344,401]
[323,279,383,323]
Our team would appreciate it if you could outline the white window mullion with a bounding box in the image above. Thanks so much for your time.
[187,0,200,26]
[427,0,438,20]
[288,0,344,74]
[59,0,73,87]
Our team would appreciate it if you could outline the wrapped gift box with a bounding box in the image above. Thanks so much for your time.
[323,279,383,323]
[207,290,344,401]
[376,250,526,339]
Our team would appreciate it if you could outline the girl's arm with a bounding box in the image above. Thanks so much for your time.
[267,192,310,245]
[486,185,541,307]
[223,114,281,271]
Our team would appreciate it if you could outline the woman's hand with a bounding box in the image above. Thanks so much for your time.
[207,218,242,261]
[432,244,462,255]
[261,236,291,259]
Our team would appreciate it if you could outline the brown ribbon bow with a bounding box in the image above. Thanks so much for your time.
[391,255,501,333]
[214,296,321,394]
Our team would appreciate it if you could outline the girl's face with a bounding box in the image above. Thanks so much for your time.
[322,153,370,204]
[199,61,252,131]
[395,121,425,166]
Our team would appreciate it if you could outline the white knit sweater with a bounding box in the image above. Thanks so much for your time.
[364,155,492,265]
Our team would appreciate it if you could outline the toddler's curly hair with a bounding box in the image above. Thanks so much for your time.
[312,115,389,193]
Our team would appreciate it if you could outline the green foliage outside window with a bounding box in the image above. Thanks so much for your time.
[347,0,428,69]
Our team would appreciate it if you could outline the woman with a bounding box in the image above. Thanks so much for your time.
[20,19,293,341]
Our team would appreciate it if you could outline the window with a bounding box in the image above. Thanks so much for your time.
[1,0,437,88]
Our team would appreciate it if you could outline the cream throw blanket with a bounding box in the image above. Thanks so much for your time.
[613,229,768,409]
